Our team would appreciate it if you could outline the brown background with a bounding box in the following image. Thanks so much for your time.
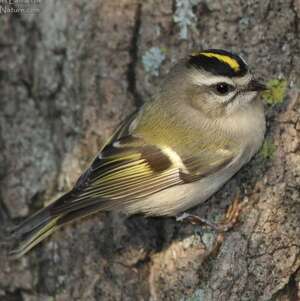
[0,1,299,300]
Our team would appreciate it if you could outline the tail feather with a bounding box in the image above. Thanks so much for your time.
[9,192,113,258]
[10,191,75,238]
[10,206,53,238]
[10,215,61,259]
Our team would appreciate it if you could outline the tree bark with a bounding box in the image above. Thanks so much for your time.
[0,1,299,300]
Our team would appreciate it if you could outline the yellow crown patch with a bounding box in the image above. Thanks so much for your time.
[194,52,240,72]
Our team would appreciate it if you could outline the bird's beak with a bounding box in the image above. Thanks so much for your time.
[245,79,267,92]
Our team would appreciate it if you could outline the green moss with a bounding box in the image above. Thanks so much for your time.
[262,79,288,105]
[260,139,276,160]
[160,47,168,54]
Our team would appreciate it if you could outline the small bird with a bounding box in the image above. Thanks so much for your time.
[10,49,266,257]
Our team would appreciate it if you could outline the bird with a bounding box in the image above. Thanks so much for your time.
[9,49,266,258]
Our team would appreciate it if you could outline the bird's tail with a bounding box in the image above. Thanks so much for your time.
[8,192,108,258]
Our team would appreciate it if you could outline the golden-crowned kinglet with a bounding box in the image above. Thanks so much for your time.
[10,49,266,257]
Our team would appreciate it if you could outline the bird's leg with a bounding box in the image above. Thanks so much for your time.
[176,197,241,232]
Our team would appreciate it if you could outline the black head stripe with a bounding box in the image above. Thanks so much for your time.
[187,49,248,77]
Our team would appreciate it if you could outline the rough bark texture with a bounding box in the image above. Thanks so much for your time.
[0,1,299,300]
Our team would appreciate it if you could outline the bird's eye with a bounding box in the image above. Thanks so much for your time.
[212,82,235,95]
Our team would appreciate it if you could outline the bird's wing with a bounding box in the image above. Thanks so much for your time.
[49,116,236,216]
[51,134,184,215]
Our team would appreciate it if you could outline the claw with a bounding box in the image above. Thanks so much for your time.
[175,197,242,233]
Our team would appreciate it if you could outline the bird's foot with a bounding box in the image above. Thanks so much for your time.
[176,198,241,232]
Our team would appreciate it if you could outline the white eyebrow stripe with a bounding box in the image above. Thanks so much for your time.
[189,70,235,86]
[189,69,251,87]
